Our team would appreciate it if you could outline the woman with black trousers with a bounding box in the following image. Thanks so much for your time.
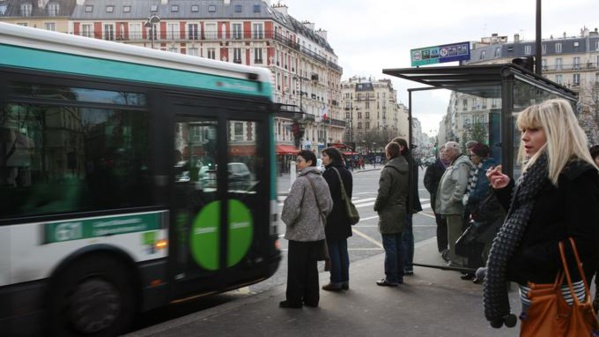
[320,147,354,291]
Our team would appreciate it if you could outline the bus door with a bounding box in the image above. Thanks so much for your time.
[170,105,270,290]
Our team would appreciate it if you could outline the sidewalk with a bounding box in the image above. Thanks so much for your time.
[126,238,521,337]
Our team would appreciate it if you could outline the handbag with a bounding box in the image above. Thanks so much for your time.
[306,176,331,271]
[454,223,477,257]
[520,238,599,337]
[332,167,360,225]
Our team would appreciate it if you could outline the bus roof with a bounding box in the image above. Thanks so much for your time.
[0,22,273,96]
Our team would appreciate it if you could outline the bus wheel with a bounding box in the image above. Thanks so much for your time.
[47,255,135,337]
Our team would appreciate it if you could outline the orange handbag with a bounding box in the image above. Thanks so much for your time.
[520,238,599,337]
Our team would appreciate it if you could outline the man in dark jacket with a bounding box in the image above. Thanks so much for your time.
[392,137,422,275]
[424,144,449,256]
[374,142,409,286]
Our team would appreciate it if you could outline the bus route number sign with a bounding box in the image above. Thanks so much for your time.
[44,213,161,243]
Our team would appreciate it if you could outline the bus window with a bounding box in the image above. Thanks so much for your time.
[0,92,152,217]
[228,120,259,192]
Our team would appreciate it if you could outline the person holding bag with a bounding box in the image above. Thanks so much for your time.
[483,98,599,335]
[281,150,333,308]
[320,147,354,291]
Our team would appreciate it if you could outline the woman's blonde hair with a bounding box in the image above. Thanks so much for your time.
[517,98,597,185]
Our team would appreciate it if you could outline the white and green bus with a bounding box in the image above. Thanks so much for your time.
[0,22,281,337]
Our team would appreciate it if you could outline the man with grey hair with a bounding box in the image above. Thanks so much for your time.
[435,141,473,268]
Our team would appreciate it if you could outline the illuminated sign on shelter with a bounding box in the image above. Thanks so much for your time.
[411,41,471,67]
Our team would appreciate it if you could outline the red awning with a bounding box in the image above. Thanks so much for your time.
[276,145,299,155]
[342,151,357,156]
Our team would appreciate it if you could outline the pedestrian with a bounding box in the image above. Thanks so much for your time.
[435,140,473,268]
[392,137,423,276]
[280,150,333,308]
[320,147,354,291]
[423,144,449,259]
[583,144,599,311]
[483,98,599,330]
[460,143,503,283]
[374,142,409,286]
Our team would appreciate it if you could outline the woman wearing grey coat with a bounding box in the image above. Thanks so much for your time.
[374,142,409,286]
[281,150,333,308]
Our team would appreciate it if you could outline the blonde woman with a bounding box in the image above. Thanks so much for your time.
[483,98,599,330]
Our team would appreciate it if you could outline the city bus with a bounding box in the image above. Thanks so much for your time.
[0,22,281,336]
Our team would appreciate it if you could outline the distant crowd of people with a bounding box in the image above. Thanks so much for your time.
[278,98,599,335]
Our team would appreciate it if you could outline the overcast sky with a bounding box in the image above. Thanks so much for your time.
[280,0,599,134]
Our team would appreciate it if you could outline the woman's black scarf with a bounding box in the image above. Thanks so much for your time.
[483,153,549,322]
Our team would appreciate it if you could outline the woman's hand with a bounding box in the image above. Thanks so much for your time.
[486,165,510,189]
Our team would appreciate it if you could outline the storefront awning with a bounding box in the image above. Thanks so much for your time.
[276,145,299,155]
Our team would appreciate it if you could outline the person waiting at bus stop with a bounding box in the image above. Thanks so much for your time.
[374,142,409,286]
[483,98,599,331]
[281,150,333,308]
[320,147,354,292]
[435,141,473,268]
[392,137,423,276]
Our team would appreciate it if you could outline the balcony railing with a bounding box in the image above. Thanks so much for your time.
[80,29,343,72]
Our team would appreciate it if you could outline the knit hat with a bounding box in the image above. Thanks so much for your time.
[471,143,490,158]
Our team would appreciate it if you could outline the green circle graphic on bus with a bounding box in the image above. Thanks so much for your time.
[190,200,253,270]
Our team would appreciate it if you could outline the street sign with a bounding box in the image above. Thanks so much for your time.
[411,41,470,67]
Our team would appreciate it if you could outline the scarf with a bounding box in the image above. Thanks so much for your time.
[483,153,549,323]
[465,161,483,197]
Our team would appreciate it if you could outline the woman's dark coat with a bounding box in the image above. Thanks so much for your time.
[322,163,354,241]
[374,156,409,234]
[495,161,599,285]
[404,153,423,214]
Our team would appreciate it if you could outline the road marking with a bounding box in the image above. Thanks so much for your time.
[351,227,383,248]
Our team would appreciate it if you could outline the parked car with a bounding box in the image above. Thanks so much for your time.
[199,162,252,190]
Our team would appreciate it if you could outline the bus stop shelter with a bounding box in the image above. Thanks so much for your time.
[382,63,577,178]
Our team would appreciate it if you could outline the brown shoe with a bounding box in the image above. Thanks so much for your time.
[322,283,342,291]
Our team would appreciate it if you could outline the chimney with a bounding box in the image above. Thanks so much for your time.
[514,33,520,43]
[316,29,327,41]
[272,3,288,15]
[302,21,315,31]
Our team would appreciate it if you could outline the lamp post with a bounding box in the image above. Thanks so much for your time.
[144,14,161,49]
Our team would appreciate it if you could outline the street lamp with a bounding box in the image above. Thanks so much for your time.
[144,14,161,49]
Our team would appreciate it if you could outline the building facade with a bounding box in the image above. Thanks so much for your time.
[439,29,599,147]
[340,76,409,154]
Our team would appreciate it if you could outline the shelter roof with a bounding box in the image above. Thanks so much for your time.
[382,63,577,99]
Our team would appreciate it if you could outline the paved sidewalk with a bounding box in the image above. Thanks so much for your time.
[126,238,521,337]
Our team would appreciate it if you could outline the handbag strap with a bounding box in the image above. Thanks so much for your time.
[331,167,350,202]
[558,238,591,304]
[305,174,326,223]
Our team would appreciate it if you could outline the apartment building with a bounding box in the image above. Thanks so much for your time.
[340,76,409,153]
[441,29,599,146]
